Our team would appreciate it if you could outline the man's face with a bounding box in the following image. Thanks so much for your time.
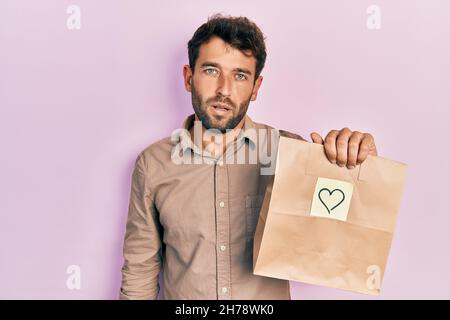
[184,36,263,133]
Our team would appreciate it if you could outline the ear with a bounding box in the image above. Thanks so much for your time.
[250,75,263,101]
[183,64,193,92]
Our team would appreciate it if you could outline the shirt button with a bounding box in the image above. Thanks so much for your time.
[219,201,225,208]
[220,245,226,251]
[221,287,228,293]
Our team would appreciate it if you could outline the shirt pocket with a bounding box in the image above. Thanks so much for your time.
[245,194,265,241]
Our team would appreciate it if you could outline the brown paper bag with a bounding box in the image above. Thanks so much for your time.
[253,136,407,295]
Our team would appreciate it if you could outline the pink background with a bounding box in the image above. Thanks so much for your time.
[1,0,449,299]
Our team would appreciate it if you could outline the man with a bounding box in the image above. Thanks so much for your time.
[120,14,378,300]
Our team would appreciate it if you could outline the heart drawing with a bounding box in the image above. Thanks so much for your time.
[318,188,345,214]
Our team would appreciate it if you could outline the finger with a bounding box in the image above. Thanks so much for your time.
[323,130,339,163]
[336,127,352,167]
[357,133,374,164]
[347,131,363,169]
[310,132,324,144]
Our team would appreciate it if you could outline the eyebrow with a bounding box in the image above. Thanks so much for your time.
[200,62,253,76]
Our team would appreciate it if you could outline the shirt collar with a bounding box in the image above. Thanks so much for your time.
[174,113,258,155]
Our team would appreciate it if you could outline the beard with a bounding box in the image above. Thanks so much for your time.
[191,83,251,134]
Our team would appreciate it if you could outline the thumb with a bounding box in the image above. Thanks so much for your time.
[310,132,324,144]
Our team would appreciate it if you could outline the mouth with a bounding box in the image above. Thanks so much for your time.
[210,103,231,115]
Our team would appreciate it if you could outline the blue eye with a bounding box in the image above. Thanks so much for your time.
[236,73,247,81]
[205,68,218,75]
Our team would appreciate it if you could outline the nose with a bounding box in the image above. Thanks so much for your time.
[216,73,232,97]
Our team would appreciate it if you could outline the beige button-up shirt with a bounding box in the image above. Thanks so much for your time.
[120,113,305,300]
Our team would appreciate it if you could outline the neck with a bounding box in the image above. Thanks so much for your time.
[189,115,246,158]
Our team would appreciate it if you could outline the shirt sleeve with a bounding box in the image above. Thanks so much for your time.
[119,153,163,300]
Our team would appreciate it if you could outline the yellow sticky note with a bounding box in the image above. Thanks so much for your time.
[310,177,354,222]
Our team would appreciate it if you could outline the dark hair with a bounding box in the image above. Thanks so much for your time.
[187,14,267,82]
